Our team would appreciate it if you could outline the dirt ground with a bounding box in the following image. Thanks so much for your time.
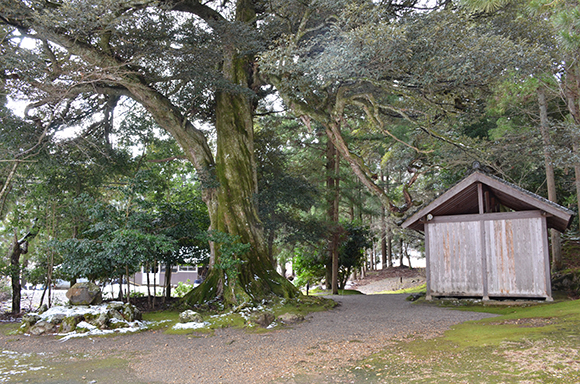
[0,269,491,384]
[351,267,425,294]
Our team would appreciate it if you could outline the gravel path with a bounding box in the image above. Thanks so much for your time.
[0,294,495,384]
[354,276,426,294]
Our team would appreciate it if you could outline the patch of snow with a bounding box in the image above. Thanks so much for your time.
[58,321,151,342]
[75,321,97,331]
[266,322,278,329]
[41,301,124,322]
[172,321,208,330]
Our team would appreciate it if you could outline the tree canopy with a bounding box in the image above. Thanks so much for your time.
[2,0,580,307]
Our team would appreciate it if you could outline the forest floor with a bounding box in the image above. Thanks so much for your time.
[0,268,579,383]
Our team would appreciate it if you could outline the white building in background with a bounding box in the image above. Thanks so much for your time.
[134,264,199,287]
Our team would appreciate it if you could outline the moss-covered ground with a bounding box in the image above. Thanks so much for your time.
[143,295,336,335]
[0,349,152,383]
[373,283,427,295]
[281,298,580,383]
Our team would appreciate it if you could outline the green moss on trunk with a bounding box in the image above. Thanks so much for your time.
[182,0,300,308]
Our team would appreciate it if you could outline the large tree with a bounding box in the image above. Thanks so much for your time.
[0,0,298,306]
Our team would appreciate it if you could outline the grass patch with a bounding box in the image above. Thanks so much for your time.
[307,288,364,296]
[0,350,150,384]
[0,322,22,336]
[277,299,580,383]
[372,283,427,295]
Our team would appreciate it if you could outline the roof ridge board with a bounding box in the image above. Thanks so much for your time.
[480,171,574,216]
[401,170,573,229]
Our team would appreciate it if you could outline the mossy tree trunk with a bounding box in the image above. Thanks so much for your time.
[182,0,299,307]
[9,231,22,314]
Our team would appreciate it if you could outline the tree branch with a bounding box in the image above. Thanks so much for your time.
[164,0,226,24]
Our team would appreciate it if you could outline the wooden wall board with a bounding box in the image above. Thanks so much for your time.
[426,221,483,296]
[485,217,548,297]
[425,211,551,300]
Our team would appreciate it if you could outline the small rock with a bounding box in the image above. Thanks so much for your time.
[49,314,66,325]
[107,302,124,311]
[29,320,57,336]
[60,315,83,333]
[278,313,304,324]
[37,304,48,314]
[251,312,275,327]
[179,310,203,323]
[95,312,109,329]
[108,309,125,322]
[21,313,41,327]
[121,303,141,321]
[407,293,424,302]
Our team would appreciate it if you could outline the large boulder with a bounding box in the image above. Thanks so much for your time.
[66,282,103,305]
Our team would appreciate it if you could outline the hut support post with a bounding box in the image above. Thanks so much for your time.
[478,183,490,301]
[424,220,432,300]
[541,215,554,301]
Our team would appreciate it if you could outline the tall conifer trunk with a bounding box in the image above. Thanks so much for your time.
[538,87,562,270]
[183,0,298,306]
[9,231,22,314]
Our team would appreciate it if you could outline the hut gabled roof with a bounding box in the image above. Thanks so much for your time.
[402,171,574,232]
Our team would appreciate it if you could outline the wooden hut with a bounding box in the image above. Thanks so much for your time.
[402,170,573,301]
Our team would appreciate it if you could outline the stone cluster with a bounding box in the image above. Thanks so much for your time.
[19,302,142,336]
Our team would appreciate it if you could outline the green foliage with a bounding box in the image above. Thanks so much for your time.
[48,155,210,283]
[199,230,251,285]
[254,122,320,238]
[293,223,372,289]
[292,244,328,288]
[337,223,373,289]
[173,280,194,298]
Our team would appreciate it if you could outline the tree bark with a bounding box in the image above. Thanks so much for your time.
[563,65,580,232]
[326,139,341,295]
[380,208,387,269]
[183,0,299,307]
[165,264,172,301]
[146,263,152,309]
[387,227,393,268]
[399,238,405,267]
[9,231,22,314]
[153,261,157,308]
[126,264,131,304]
[538,87,563,270]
